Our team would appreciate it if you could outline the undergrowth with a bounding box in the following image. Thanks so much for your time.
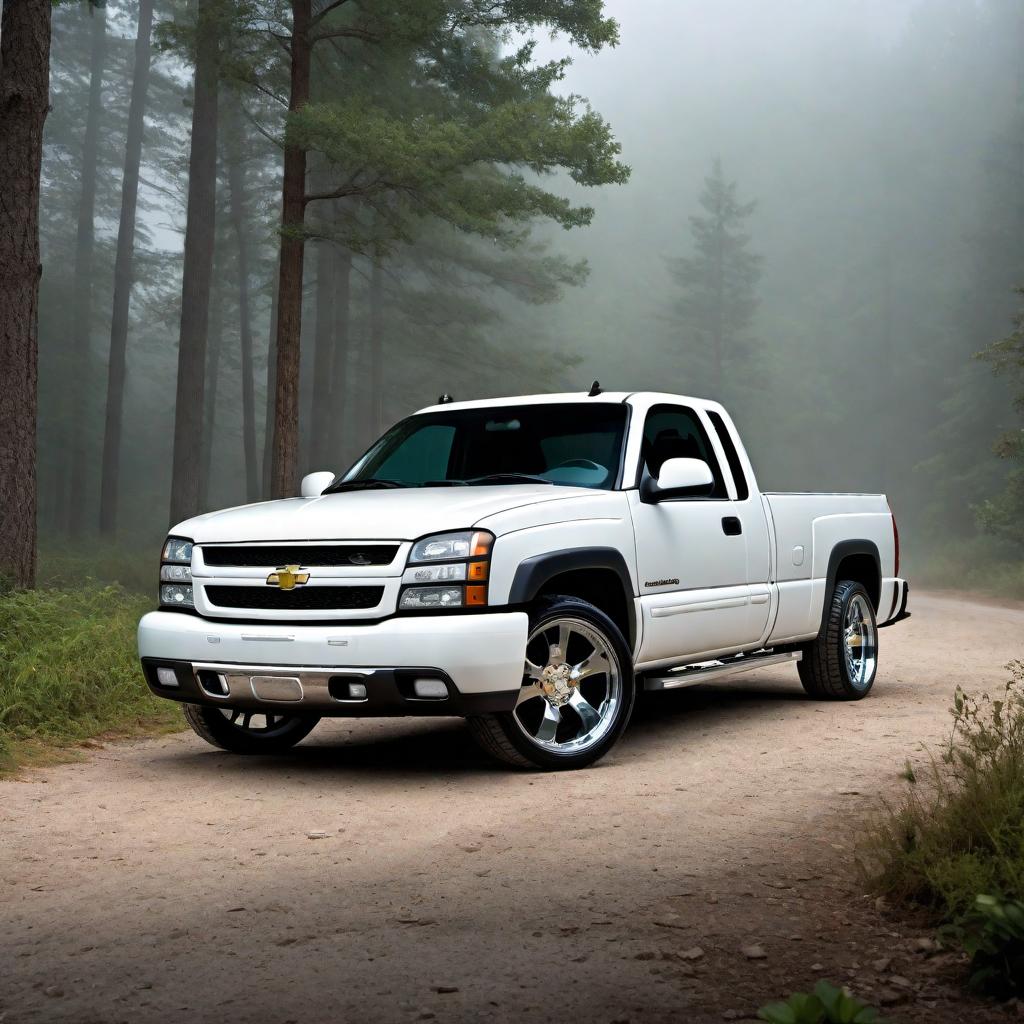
[37,539,158,595]
[863,661,1024,994]
[0,583,178,772]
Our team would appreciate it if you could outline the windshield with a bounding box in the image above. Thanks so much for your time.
[334,404,628,490]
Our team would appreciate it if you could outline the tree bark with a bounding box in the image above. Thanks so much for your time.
[67,2,107,538]
[168,0,220,527]
[328,248,353,465]
[198,282,223,510]
[0,0,51,589]
[98,0,154,536]
[226,106,259,502]
[261,261,279,497]
[269,0,312,499]
[368,254,385,437]
[309,240,336,468]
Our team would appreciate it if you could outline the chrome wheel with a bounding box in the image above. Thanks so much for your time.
[843,593,877,689]
[512,617,622,754]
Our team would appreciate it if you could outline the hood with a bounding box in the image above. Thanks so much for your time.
[172,485,596,543]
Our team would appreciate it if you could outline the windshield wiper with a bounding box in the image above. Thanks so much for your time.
[466,473,553,486]
[325,478,406,493]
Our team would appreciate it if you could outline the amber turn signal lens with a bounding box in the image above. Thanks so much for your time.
[468,561,488,581]
[465,585,487,606]
[470,531,493,558]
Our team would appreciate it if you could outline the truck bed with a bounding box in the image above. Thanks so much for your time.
[763,492,898,645]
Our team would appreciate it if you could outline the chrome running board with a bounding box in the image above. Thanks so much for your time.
[641,650,802,691]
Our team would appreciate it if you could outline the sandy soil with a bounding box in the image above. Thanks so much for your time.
[3,593,1022,1024]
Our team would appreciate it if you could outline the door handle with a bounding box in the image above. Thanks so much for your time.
[722,516,742,536]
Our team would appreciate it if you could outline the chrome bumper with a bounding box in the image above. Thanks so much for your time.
[140,658,518,717]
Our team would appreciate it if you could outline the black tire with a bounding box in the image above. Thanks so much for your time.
[798,579,878,700]
[182,704,320,754]
[468,595,635,770]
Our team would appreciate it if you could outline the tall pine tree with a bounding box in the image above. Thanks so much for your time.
[667,158,761,396]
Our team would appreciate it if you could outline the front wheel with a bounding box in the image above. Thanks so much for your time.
[468,596,636,770]
[798,579,878,700]
[182,704,320,754]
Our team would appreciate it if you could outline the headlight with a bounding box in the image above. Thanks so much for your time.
[160,584,194,608]
[399,586,465,610]
[409,531,487,563]
[160,564,192,583]
[160,536,195,610]
[400,531,493,611]
[162,537,193,564]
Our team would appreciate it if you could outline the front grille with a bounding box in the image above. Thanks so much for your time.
[201,544,399,568]
[204,585,384,611]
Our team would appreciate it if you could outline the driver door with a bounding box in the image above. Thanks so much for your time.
[629,404,760,665]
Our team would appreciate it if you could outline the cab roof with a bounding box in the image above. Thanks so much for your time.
[415,391,717,415]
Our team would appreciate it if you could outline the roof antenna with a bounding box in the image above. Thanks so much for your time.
[588,380,602,397]
[438,393,454,404]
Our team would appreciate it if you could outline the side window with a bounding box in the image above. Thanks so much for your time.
[374,424,455,484]
[640,405,727,499]
[707,410,749,501]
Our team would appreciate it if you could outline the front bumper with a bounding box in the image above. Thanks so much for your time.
[138,609,528,717]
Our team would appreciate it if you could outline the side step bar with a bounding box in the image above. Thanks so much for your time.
[642,650,802,691]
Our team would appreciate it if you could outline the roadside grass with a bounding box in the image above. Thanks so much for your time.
[38,538,158,595]
[862,661,1024,995]
[0,582,180,775]
[913,538,1024,601]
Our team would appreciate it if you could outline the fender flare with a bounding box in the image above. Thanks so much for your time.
[816,539,882,636]
[507,547,637,649]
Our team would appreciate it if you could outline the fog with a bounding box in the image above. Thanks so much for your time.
[35,0,1024,587]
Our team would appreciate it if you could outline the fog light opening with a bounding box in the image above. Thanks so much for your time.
[156,666,180,688]
[197,670,229,697]
[412,678,449,700]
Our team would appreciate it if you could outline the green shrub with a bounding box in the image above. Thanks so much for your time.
[950,894,1024,997]
[865,663,1024,921]
[0,583,178,770]
[864,663,1024,997]
[758,981,889,1023]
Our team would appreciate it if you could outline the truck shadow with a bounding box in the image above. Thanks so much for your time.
[161,677,814,778]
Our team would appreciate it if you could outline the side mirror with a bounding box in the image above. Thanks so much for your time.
[640,457,715,503]
[300,471,335,498]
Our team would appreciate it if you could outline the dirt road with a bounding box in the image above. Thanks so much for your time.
[3,593,1020,1024]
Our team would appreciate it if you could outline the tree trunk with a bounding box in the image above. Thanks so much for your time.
[368,255,385,437]
[262,266,279,497]
[226,107,259,502]
[0,0,51,589]
[269,0,312,499]
[168,0,219,527]
[98,0,154,536]
[309,240,336,468]
[67,2,107,538]
[329,248,353,465]
[198,284,223,510]
[712,221,724,396]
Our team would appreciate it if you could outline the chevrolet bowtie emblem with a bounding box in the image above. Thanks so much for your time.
[266,565,310,590]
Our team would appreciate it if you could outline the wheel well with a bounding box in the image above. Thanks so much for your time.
[835,553,880,609]
[534,568,633,646]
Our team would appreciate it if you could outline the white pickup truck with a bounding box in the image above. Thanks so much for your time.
[139,389,910,770]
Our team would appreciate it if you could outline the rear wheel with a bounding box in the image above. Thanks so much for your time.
[468,596,635,770]
[182,704,320,753]
[798,579,878,700]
